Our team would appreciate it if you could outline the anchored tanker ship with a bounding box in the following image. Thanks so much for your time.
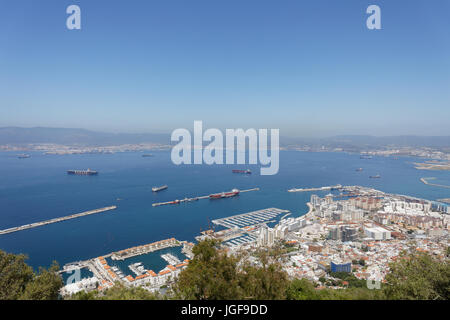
[232,169,251,174]
[152,185,168,192]
[67,168,98,175]
[209,189,240,199]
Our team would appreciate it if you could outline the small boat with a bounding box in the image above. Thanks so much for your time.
[369,174,381,179]
[356,168,363,172]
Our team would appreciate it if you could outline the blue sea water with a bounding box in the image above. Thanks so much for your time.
[0,150,449,270]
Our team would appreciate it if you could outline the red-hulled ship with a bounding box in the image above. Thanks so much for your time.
[209,189,240,199]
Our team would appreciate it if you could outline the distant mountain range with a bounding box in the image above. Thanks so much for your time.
[0,127,170,146]
[0,127,449,149]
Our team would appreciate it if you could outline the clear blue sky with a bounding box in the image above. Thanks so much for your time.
[0,0,449,136]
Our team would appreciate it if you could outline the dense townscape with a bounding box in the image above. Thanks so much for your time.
[0,143,169,154]
[198,186,449,287]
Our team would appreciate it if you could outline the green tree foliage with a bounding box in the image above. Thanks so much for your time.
[173,240,289,300]
[0,250,34,300]
[66,290,98,300]
[383,252,450,300]
[173,240,244,299]
[286,278,323,300]
[20,262,63,300]
[68,283,160,300]
[286,278,384,300]
[0,250,62,300]
[3,245,448,300]
[330,272,367,288]
[239,257,289,299]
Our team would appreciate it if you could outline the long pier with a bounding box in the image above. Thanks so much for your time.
[288,184,342,193]
[152,188,260,207]
[0,206,117,235]
[420,177,450,189]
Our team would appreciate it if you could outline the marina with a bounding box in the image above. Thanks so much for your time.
[111,238,181,260]
[129,262,146,276]
[223,234,258,248]
[161,253,181,265]
[211,207,289,229]
[60,238,191,294]
[0,206,117,235]
[152,187,260,207]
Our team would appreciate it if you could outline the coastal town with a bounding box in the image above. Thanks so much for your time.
[284,145,450,161]
[1,140,450,162]
[59,185,450,296]
[0,143,170,155]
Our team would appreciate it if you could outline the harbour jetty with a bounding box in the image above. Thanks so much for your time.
[288,184,342,193]
[420,177,450,189]
[152,187,260,207]
[0,206,117,235]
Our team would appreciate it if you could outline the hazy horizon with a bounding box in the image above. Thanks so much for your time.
[1,125,450,138]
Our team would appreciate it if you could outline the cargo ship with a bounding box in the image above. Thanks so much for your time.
[67,168,98,175]
[209,189,240,199]
[232,169,251,174]
[152,185,168,192]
